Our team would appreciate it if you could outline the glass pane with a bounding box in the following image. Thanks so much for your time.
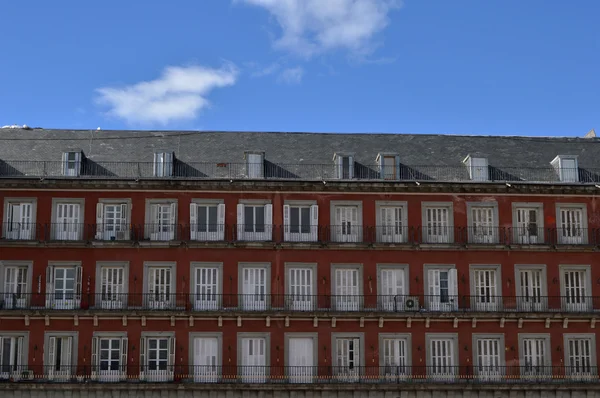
[255,206,265,232]
[301,207,310,233]
[208,206,218,232]
[244,207,254,232]
[290,207,299,233]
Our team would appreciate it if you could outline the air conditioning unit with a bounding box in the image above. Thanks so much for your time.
[403,296,419,311]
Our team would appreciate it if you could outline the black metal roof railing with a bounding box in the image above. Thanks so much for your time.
[0,160,599,183]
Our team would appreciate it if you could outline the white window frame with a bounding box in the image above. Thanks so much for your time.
[463,155,489,182]
[425,333,458,380]
[0,261,32,310]
[376,201,407,243]
[331,264,363,312]
[376,153,400,181]
[245,152,264,179]
[379,333,411,378]
[95,199,131,241]
[95,262,129,310]
[0,332,28,380]
[62,151,82,177]
[238,332,270,383]
[145,199,177,241]
[421,202,454,244]
[153,152,173,177]
[472,334,505,381]
[237,201,272,241]
[238,263,271,311]
[423,264,458,311]
[284,263,317,311]
[466,202,499,244]
[91,332,128,382]
[284,333,318,383]
[190,200,225,241]
[563,334,597,379]
[45,262,82,310]
[2,198,36,240]
[283,201,318,242]
[559,265,592,312]
[376,264,409,312]
[143,262,177,310]
[190,262,222,311]
[331,333,364,382]
[518,334,551,378]
[44,332,78,381]
[333,153,354,179]
[469,264,502,312]
[140,332,175,382]
[189,332,222,383]
[512,203,544,244]
[51,198,84,241]
[514,264,547,312]
[551,155,579,183]
[555,204,588,245]
[330,201,363,243]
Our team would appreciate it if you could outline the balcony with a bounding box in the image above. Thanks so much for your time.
[2,365,599,384]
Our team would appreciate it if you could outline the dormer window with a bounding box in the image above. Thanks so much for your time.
[245,152,264,179]
[62,151,82,177]
[333,153,354,179]
[551,155,578,183]
[153,152,173,177]
[463,155,488,182]
[376,153,399,180]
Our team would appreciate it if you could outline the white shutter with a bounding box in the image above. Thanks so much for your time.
[283,205,290,241]
[62,153,69,175]
[95,203,104,239]
[310,204,319,241]
[217,204,225,240]
[16,337,23,368]
[75,265,82,301]
[168,336,176,375]
[428,270,438,297]
[121,338,128,374]
[140,337,146,375]
[169,202,177,240]
[64,337,72,369]
[448,268,458,302]
[348,156,354,179]
[237,204,244,240]
[351,207,359,241]
[165,153,173,177]
[190,203,198,240]
[264,204,273,240]
[46,265,55,301]
[91,337,98,376]
[335,156,343,179]
[48,337,56,370]
[378,155,385,179]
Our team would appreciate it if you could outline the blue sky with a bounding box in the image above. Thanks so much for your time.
[1,0,599,136]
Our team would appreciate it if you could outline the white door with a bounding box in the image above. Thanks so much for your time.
[471,207,494,243]
[103,204,127,240]
[47,336,72,380]
[522,338,547,377]
[471,157,488,181]
[51,267,80,309]
[335,338,360,382]
[429,339,455,380]
[194,268,219,310]
[476,339,502,380]
[563,270,589,312]
[517,269,544,311]
[242,268,267,311]
[334,269,360,311]
[567,339,593,378]
[241,338,266,383]
[193,337,219,382]
[150,204,175,241]
[424,208,450,243]
[96,338,124,382]
[99,267,124,309]
[559,209,584,244]
[144,338,171,381]
[0,336,23,379]
[515,208,539,244]
[473,269,499,311]
[288,268,314,311]
[55,204,80,240]
[247,154,263,178]
[288,338,314,383]
[380,207,404,243]
[379,269,405,311]
[335,207,359,242]
[3,266,28,309]
[382,339,407,377]
[6,203,33,240]
[561,158,578,182]
[427,269,457,311]
[148,268,172,309]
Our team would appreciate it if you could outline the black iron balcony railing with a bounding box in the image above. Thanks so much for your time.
[1,365,599,384]
[2,293,600,314]
[1,160,598,184]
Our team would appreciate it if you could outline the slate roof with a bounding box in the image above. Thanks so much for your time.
[0,128,598,183]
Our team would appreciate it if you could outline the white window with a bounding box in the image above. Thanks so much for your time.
[237,203,272,241]
[153,152,173,177]
[470,266,501,311]
[91,336,128,382]
[95,202,130,241]
[380,337,409,378]
[190,203,225,241]
[0,335,24,379]
[193,266,220,311]
[2,264,29,309]
[334,154,354,179]
[334,337,361,382]
[427,336,457,380]
[332,266,361,311]
[97,266,126,310]
[246,153,264,179]
[377,153,399,180]
[422,204,453,243]
[425,267,457,311]
[240,336,267,383]
[146,266,174,310]
[192,336,220,383]
[474,336,503,381]
[513,204,543,244]
[556,205,587,244]
[46,335,75,380]
[240,265,269,311]
[283,204,318,242]
[515,266,546,311]
[377,203,407,243]
[551,155,579,183]
[332,205,361,243]
[287,266,315,311]
[147,202,177,241]
[378,266,408,312]
[561,266,591,312]
[520,336,550,377]
[467,204,498,244]
[287,336,315,383]
[46,265,82,310]
[565,335,596,379]
[53,202,82,240]
[3,201,34,240]
[140,335,175,382]
[62,152,81,177]
[464,156,488,182]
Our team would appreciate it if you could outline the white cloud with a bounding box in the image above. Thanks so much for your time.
[251,62,281,77]
[96,64,239,125]
[240,0,400,57]
[277,67,304,84]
